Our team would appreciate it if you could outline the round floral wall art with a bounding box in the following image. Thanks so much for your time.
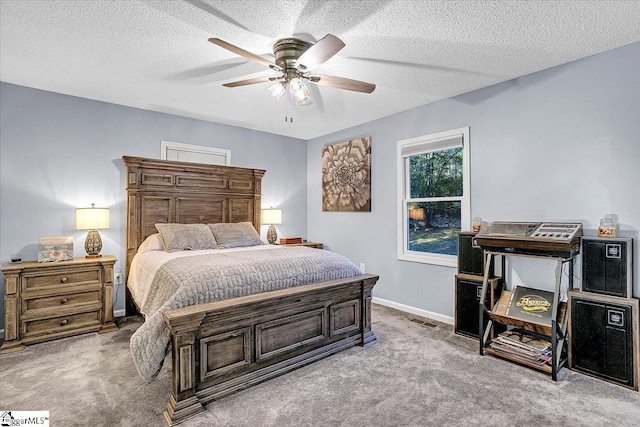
[322,136,371,212]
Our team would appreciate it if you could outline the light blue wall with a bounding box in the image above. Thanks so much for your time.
[307,42,640,319]
[0,83,307,327]
[2,41,639,332]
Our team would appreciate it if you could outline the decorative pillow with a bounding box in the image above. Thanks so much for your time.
[137,233,165,254]
[208,222,263,249]
[155,223,217,252]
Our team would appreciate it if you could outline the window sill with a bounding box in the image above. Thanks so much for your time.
[398,252,457,268]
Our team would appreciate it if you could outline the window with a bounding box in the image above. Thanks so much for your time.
[161,141,231,166]
[397,127,470,267]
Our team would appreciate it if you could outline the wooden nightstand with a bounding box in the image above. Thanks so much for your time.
[280,242,323,249]
[1,256,117,353]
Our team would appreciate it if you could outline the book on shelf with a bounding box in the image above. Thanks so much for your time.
[490,329,552,366]
[506,285,555,326]
[280,237,302,244]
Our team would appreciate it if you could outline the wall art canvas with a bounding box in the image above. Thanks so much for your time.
[38,236,74,262]
[322,136,371,212]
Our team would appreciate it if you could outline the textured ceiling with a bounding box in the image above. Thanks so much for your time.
[1,1,639,140]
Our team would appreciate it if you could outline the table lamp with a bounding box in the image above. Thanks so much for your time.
[262,208,282,244]
[76,203,110,257]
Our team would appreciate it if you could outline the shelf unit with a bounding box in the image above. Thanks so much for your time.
[478,251,576,381]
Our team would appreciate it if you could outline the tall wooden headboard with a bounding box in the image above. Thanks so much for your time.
[122,156,265,314]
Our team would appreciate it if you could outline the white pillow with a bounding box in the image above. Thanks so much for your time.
[137,233,165,254]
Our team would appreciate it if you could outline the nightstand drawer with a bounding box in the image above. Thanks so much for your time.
[22,290,102,315]
[22,267,102,292]
[1,256,117,353]
[23,310,101,338]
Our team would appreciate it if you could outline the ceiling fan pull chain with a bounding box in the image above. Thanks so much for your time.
[286,85,293,123]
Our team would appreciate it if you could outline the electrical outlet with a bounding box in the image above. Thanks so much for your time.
[114,273,124,285]
[359,263,365,273]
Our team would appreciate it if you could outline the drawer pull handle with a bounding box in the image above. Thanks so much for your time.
[60,298,68,304]
[60,277,68,283]
[60,319,69,326]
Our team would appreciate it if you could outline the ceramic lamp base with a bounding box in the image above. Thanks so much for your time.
[84,230,103,257]
[267,225,278,244]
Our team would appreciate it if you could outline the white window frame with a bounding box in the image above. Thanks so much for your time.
[161,140,231,166]
[397,127,470,267]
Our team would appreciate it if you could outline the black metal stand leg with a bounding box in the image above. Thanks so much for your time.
[479,252,493,356]
[551,318,558,381]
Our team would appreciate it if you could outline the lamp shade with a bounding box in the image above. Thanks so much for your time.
[76,204,110,230]
[289,78,311,105]
[268,82,286,100]
[262,208,282,225]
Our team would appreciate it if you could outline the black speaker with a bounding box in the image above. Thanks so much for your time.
[458,232,493,277]
[582,237,633,298]
[568,290,638,390]
[455,275,502,339]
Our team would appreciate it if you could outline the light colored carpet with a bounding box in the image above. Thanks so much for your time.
[1,304,639,426]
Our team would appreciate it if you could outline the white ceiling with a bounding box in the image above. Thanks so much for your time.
[1,1,639,140]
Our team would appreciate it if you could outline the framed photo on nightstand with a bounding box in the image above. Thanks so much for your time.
[38,236,74,262]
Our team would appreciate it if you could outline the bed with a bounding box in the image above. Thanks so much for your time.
[123,156,378,425]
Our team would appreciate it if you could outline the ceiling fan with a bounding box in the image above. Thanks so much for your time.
[208,34,376,106]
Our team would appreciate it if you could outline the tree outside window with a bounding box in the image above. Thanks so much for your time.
[397,128,470,266]
[408,147,462,255]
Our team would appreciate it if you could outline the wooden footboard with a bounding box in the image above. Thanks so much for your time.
[162,274,378,425]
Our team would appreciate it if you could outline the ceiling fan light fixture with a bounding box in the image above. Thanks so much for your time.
[289,77,303,92]
[290,78,311,105]
[268,81,286,100]
[210,34,375,111]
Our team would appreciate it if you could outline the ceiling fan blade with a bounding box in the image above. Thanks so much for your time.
[307,74,376,94]
[296,34,345,72]
[223,76,280,87]
[209,38,282,71]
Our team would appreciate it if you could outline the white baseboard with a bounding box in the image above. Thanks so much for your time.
[372,297,454,325]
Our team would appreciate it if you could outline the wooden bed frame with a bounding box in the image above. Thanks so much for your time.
[123,156,378,425]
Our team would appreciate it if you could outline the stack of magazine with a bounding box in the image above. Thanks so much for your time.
[490,329,552,366]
